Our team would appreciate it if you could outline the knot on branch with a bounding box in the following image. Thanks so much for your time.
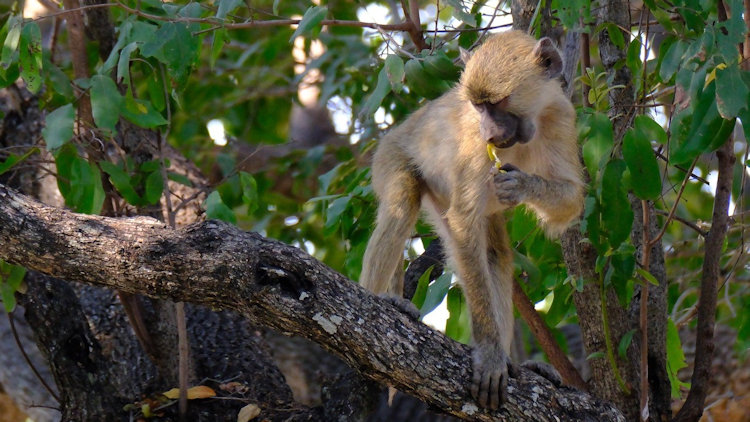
[257,263,312,298]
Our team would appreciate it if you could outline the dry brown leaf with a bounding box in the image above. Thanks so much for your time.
[162,385,217,400]
[237,403,261,422]
[220,381,248,394]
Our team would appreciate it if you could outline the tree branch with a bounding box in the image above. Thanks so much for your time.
[0,183,624,422]
[511,279,588,390]
[61,0,93,126]
[672,140,735,422]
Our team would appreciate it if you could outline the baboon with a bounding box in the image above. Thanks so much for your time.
[360,30,584,409]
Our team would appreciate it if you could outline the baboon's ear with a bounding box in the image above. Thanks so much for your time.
[532,37,562,79]
[459,47,473,66]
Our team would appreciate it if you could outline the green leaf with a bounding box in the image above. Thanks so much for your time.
[626,38,643,81]
[622,128,661,200]
[658,39,687,82]
[445,286,471,344]
[0,147,38,175]
[99,160,141,205]
[0,62,19,89]
[139,159,161,173]
[442,0,475,24]
[411,266,434,310]
[360,67,390,117]
[634,115,667,145]
[44,58,74,100]
[420,272,452,317]
[178,2,202,18]
[100,28,127,75]
[617,329,636,359]
[19,22,42,93]
[1,16,22,70]
[117,42,138,87]
[168,172,193,187]
[582,195,605,253]
[290,6,327,42]
[586,351,606,360]
[71,160,105,213]
[147,72,166,112]
[404,58,449,99]
[324,196,350,233]
[141,22,200,87]
[423,52,461,81]
[636,268,660,286]
[90,75,123,132]
[545,284,574,327]
[204,191,236,224]
[642,0,674,32]
[715,63,749,119]
[239,171,259,214]
[272,0,281,15]
[54,144,105,214]
[121,96,168,128]
[0,261,26,313]
[600,160,633,250]
[42,104,75,150]
[216,0,242,19]
[210,28,227,69]
[671,83,733,165]
[514,250,541,287]
[666,318,689,397]
[581,113,614,182]
[603,23,625,49]
[384,54,404,93]
[144,171,163,205]
[129,21,158,44]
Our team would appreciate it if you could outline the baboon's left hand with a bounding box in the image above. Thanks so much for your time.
[470,343,510,410]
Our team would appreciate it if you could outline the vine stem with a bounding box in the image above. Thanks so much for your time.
[600,265,630,394]
[639,200,650,422]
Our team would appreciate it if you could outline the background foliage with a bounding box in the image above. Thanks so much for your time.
[0,0,748,419]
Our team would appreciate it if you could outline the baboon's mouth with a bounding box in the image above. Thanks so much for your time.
[490,138,518,149]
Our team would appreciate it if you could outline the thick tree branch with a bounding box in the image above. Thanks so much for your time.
[0,183,624,422]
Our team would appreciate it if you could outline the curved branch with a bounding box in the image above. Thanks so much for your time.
[672,139,735,422]
[0,183,624,422]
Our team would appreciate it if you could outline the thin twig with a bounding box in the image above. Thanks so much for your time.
[652,209,708,237]
[654,151,708,184]
[639,200,650,422]
[8,311,61,402]
[649,157,700,248]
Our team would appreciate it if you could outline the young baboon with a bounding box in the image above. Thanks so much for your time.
[360,30,584,409]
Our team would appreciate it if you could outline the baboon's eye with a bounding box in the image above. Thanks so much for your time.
[490,97,509,108]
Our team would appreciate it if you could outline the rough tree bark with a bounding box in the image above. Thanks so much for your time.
[595,1,671,420]
[0,183,625,422]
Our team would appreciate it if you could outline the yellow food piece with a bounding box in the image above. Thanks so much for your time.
[486,144,504,171]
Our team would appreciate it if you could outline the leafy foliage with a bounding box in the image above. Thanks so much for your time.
[0,1,748,412]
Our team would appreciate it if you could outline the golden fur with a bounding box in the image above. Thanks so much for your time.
[360,30,584,408]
